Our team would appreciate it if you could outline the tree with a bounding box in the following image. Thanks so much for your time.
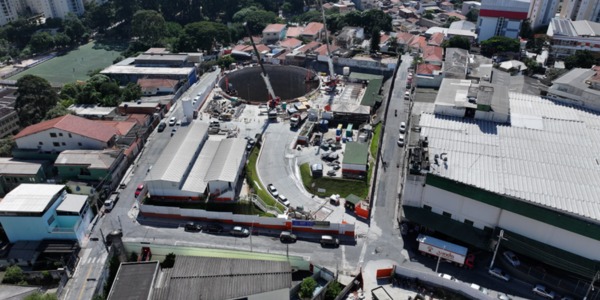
[298,277,317,299]
[217,55,235,69]
[0,137,15,157]
[442,36,471,50]
[466,9,479,22]
[175,21,230,52]
[480,36,520,56]
[15,75,59,126]
[161,252,176,268]
[423,11,434,20]
[60,82,81,101]
[520,19,534,39]
[443,16,461,28]
[83,1,113,31]
[3,265,25,284]
[63,13,87,45]
[233,6,278,35]
[53,33,71,48]
[325,281,342,300]
[76,83,101,105]
[370,27,380,53]
[29,32,54,53]
[121,83,142,102]
[23,292,58,300]
[132,10,166,46]
[564,50,599,69]
[45,104,70,120]
[3,19,38,48]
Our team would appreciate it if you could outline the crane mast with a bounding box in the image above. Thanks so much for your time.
[243,22,279,106]
[317,0,336,85]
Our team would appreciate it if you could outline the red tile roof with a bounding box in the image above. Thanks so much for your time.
[428,32,445,46]
[125,114,149,126]
[233,44,251,52]
[99,120,136,136]
[279,38,302,49]
[14,114,119,142]
[409,36,427,50]
[263,23,286,33]
[137,78,178,89]
[396,32,415,44]
[444,12,466,20]
[313,44,340,56]
[297,41,321,54]
[416,63,442,75]
[380,34,391,44]
[423,45,444,62]
[303,22,324,36]
[286,26,304,38]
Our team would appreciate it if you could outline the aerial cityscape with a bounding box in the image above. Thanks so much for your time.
[0,0,598,299]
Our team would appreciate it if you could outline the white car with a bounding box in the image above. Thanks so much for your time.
[278,195,290,206]
[532,284,555,299]
[488,267,510,281]
[470,283,489,295]
[397,134,405,147]
[503,251,521,267]
[399,122,406,134]
[267,184,279,197]
[230,226,250,237]
[176,120,182,126]
[404,91,410,100]
[497,293,512,300]
[438,273,458,282]
[168,117,177,126]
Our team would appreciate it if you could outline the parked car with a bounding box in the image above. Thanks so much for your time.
[470,283,489,295]
[280,231,297,243]
[438,273,458,282]
[204,224,223,233]
[488,267,510,281]
[397,134,405,147]
[532,284,555,299]
[157,122,167,132]
[404,91,410,100]
[277,195,290,206]
[104,192,119,212]
[135,184,144,197]
[175,120,182,126]
[399,122,406,134]
[497,293,512,300]
[503,251,521,267]
[230,226,250,237]
[168,117,177,126]
[320,235,339,247]
[267,184,279,197]
[184,222,202,232]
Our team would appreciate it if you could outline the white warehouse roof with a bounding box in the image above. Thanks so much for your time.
[420,92,600,221]
[0,184,64,213]
[147,121,209,185]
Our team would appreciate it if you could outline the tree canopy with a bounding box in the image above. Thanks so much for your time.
[132,10,166,46]
[370,27,381,53]
[174,21,230,52]
[16,75,59,127]
[564,50,600,69]
[233,6,278,35]
[442,36,471,50]
[480,36,520,56]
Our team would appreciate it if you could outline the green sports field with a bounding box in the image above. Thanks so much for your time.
[9,42,123,85]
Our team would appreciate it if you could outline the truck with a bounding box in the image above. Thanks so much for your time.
[416,234,475,269]
[290,112,307,128]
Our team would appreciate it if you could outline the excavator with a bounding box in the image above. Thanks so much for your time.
[243,22,281,114]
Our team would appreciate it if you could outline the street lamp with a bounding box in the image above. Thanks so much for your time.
[489,229,507,270]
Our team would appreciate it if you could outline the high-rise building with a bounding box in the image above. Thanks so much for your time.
[560,0,600,22]
[529,0,561,28]
[0,0,22,26]
[477,0,531,43]
[0,0,85,26]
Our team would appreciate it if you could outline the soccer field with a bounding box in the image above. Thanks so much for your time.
[9,42,123,85]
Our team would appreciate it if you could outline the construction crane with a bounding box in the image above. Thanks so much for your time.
[243,22,280,109]
[316,0,337,89]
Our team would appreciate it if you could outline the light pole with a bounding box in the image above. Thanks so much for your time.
[435,246,446,273]
[489,229,507,270]
[584,271,600,300]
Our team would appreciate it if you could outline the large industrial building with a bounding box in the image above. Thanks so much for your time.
[403,78,600,279]
[145,121,247,201]
[477,0,530,42]
[547,18,600,58]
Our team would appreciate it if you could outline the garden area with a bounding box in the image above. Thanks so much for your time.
[299,163,369,199]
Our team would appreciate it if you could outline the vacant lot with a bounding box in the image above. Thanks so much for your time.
[9,42,123,85]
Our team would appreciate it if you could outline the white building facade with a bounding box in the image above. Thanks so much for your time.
[547,18,600,58]
[529,0,561,29]
[477,0,530,42]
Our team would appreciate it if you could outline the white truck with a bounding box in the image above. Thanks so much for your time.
[416,234,475,269]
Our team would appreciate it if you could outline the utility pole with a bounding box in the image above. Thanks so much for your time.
[435,246,446,273]
[489,229,507,270]
[584,271,600,300]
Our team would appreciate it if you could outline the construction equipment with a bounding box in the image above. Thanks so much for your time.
[243,22,280,109]
[317,0,338,89]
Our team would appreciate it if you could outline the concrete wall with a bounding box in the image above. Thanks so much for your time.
[16,129,110,152]
[434,105,465,118]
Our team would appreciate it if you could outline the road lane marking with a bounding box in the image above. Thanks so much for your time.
[76,264,94,300]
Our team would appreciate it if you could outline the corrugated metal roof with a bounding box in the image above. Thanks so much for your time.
[181,139,220,193]
[204,138,247,182]
[420,93,600,220]
[152,256,291,300]
[0,158,43,175]
[0,184,64,213]
[147,121,208,184]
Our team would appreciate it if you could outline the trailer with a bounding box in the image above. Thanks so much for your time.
[416,234,475,269]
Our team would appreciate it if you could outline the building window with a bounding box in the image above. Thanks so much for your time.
[442,211,452,218]
[61,142,65,146]
[38,142,43,145]
[69,133,72,138]
[78,142,82,146]
[464,219,474,226]
[59,133,63,136]
[53,142,59,147]
[50,133,57,138]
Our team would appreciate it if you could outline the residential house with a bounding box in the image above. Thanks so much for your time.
[461,1,481,15]
[0,184,93,245]
[416,64,444,87]
[262,24,287,44]
[422,46,444,65]
[444,47,469,79]
[547,18,600,58]
[426,27,478,42]
[13,114,119,154]
[396,32,415,51]
[137,78,179,96]
[335,1,357,14]
[547,66,600,111]
[286,26,304,39]
[336,27,365,49]
[312,44,340,62]
[54,149,127,190]
[439,1,454,11]
[440,12,466,21]
[279,38,303,50]
[0,158,47,197]
[418,1,439,13]
[351,0,376,10]
[428,32,445,46]
[408,35,427,53]
[301,22,325,41]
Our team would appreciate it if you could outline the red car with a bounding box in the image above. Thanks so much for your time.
[135,184,144,197]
